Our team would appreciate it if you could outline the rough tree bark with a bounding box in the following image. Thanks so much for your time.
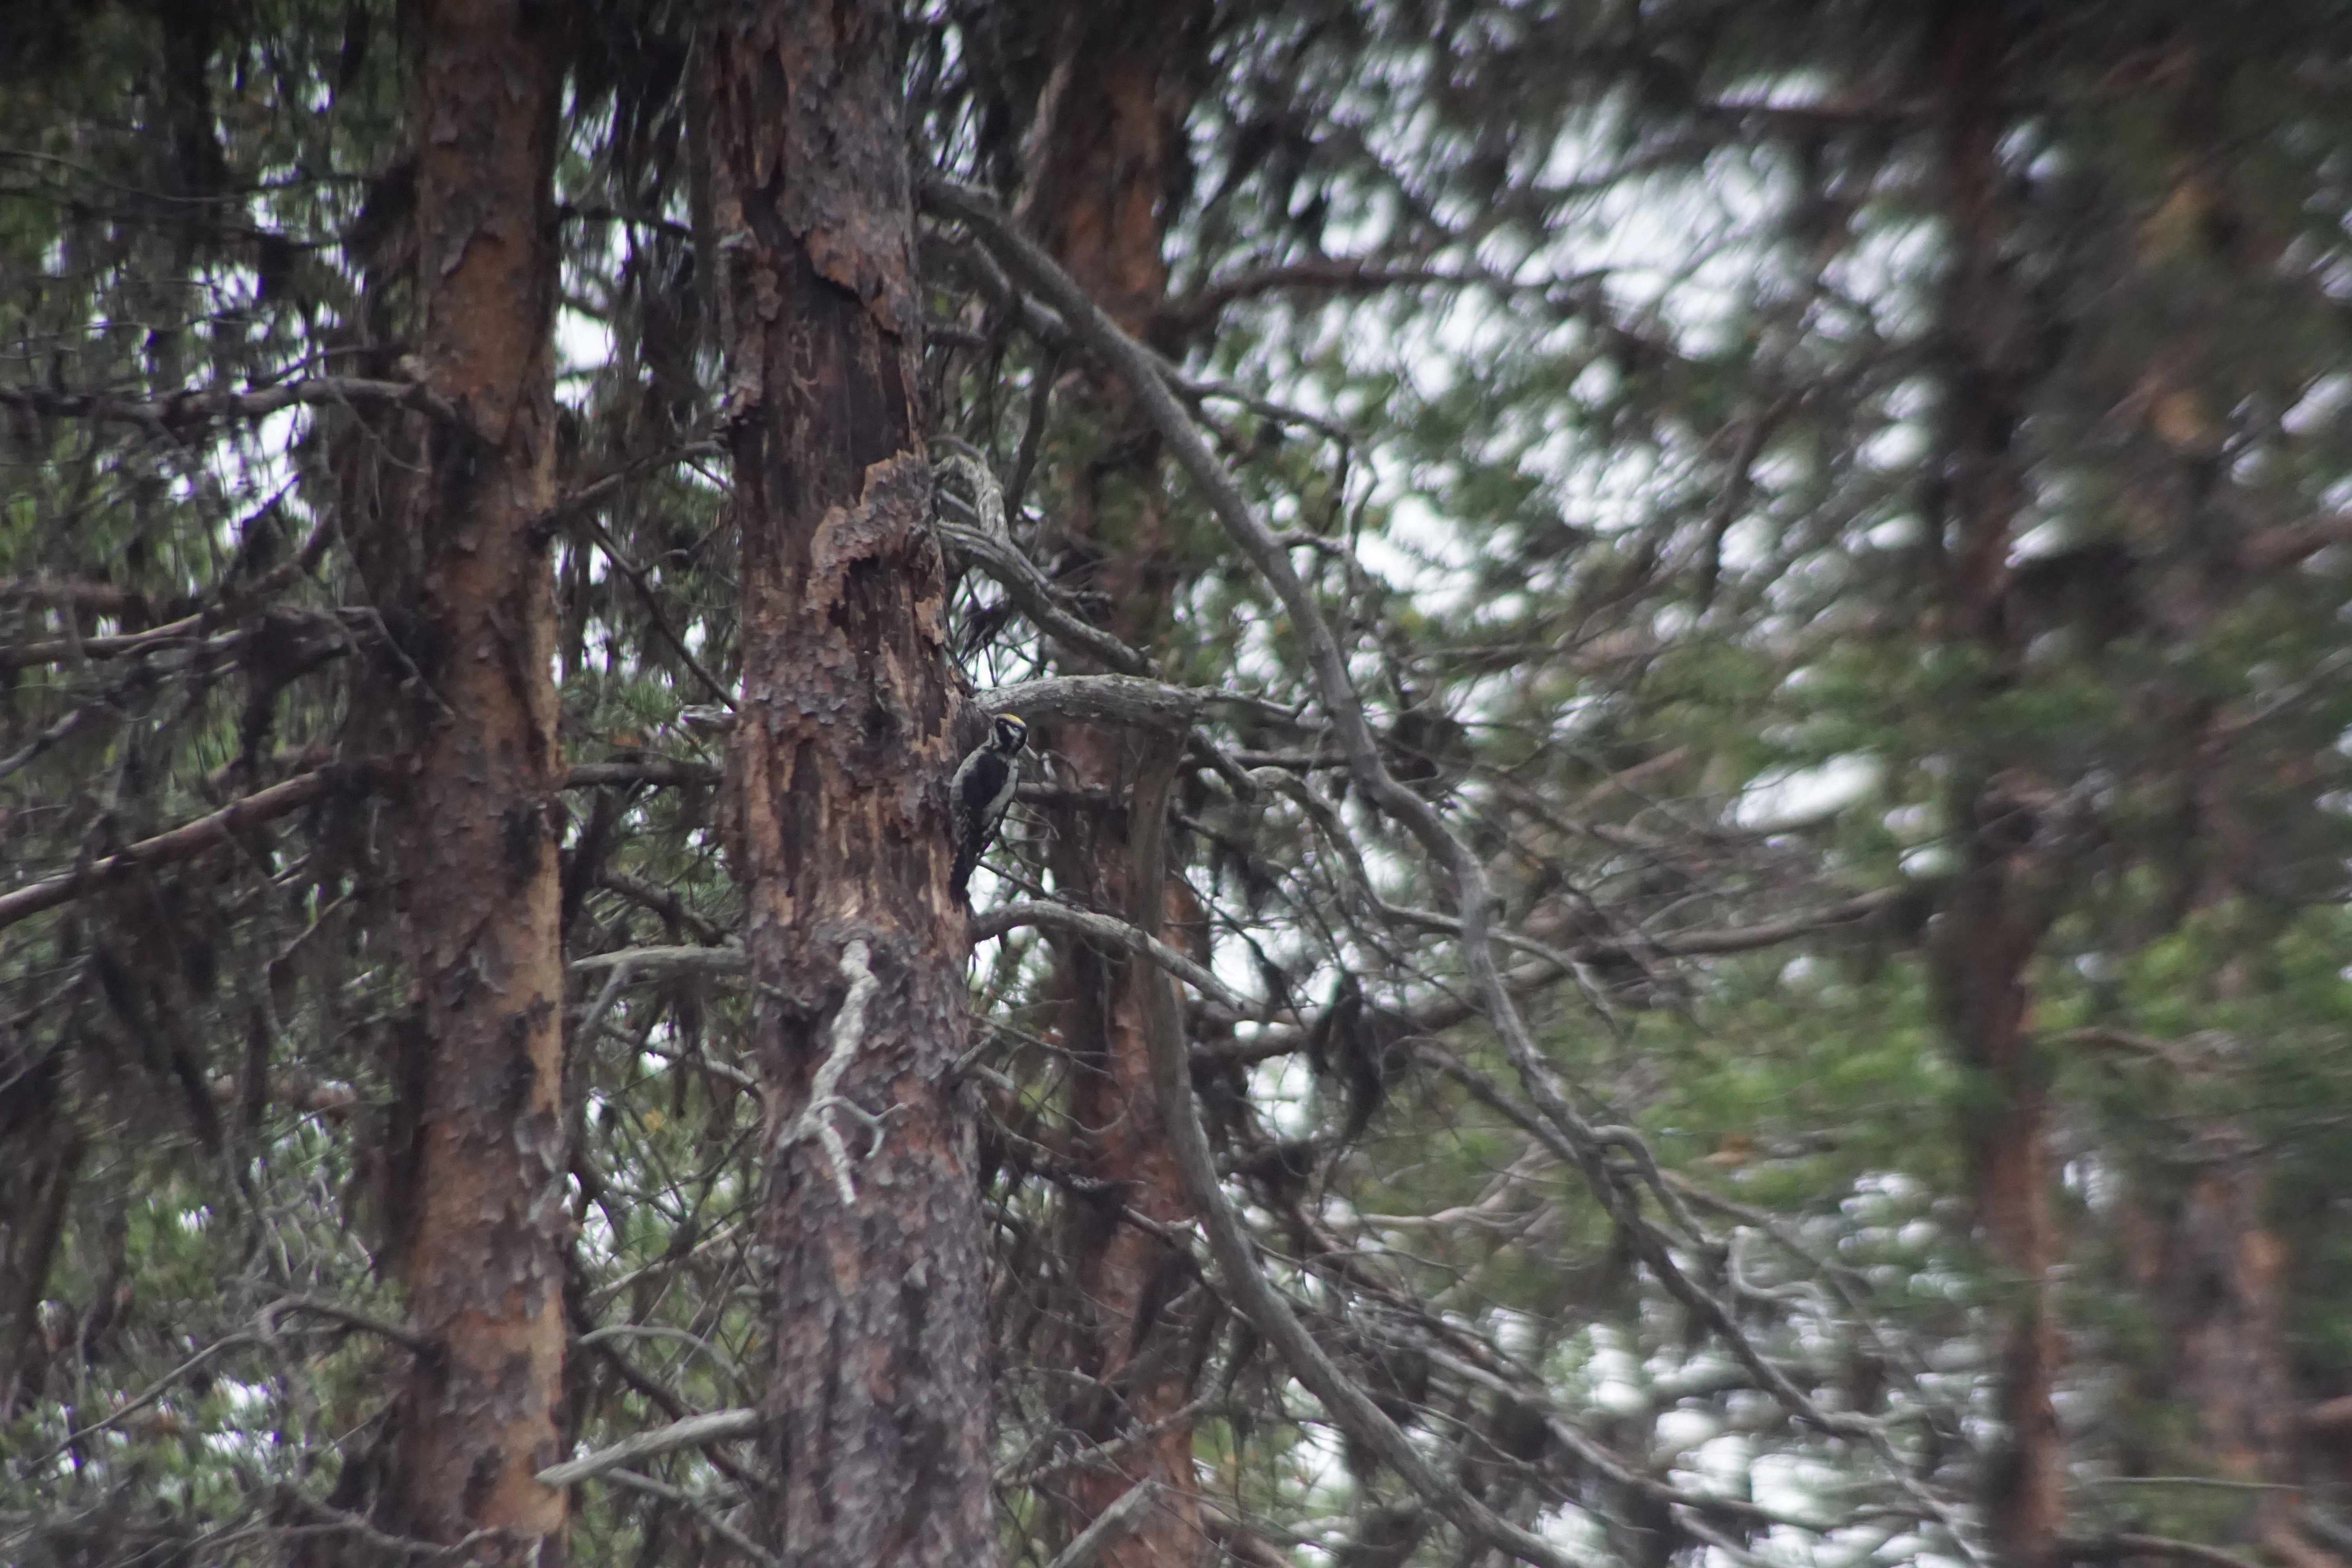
[1922,5,2063,1565]
[1020,5,1216,1563]
[701,4,993,1564]
[368,0,570,1554]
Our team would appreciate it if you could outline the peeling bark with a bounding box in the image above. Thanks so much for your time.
[364,0,570,1555]
[701,4,991,1564]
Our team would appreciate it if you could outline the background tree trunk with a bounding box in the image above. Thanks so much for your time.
[702,4,993,1564]
[1924,5,2063,1564]
[371,0,570,1553]
[1021,6,1216,1563]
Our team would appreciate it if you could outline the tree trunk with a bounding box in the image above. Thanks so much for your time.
[701,4,993,1564]
[1924,5,2063,1564]
[1931,857,2060,1568]
[373,0,569,1554]
[2163,1149,2295,1491]
[1022,6,1215,1563]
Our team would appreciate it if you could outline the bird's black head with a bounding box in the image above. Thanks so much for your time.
[991,713,1029,753]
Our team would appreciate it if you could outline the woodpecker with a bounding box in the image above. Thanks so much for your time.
[951,712,1029,904]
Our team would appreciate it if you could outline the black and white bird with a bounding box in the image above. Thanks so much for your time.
[950,712,1029,904]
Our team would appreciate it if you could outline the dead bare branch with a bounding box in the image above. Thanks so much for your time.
[0,764,377,933]
[0,375,457,429]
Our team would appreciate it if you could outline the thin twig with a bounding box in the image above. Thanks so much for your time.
[571,946,746,980]
[571,509,737,711]
[535,1406,761,1488]
[972,900,1258,1016]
